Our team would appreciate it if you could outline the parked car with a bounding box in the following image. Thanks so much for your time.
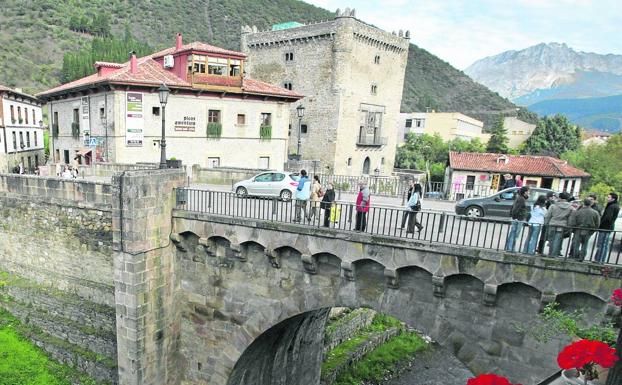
[233,172,299,200]
[455,187,556,218]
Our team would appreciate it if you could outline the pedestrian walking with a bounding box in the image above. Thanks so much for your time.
[354,180,370,232]
[544,192,573,257]
[400,180,415,228]
[321,183,336,227]
[568,198,600,261]
[594,192,620,263]
[294,170,310,222]
[505,186,530,252]
[405,183,424,234]
[523,195,547,254]
[309,175,322,222]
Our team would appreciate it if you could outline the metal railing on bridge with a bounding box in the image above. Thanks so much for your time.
[175,188,622,266]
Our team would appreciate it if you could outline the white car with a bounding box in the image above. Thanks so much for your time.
[233,172,300,200]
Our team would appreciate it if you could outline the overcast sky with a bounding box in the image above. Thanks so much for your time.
[305,0,622,69]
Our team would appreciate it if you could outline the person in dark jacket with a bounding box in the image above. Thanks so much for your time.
[545,192,574,257]
[537,192,557,253]
[588,193,603,215]
[400,179,415,229]
[321,183,336,227]
[505,186,530,252]
[499,173,516,191]
[568,198,601,261]
[594,192,620,263]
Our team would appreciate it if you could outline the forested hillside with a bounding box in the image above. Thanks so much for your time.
[0,0,516,128]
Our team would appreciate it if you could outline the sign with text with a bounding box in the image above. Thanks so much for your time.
[81,97,90,134]
[174,116,196,131]
[125,92,144,147]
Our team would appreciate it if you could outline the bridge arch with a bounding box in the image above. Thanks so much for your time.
[171,219,620,385]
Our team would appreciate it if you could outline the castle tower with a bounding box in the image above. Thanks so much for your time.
[241,10,410,176]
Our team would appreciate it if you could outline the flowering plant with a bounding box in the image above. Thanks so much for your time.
[611,288,622,307]
[466,374,522,385]
[557,339,618,381]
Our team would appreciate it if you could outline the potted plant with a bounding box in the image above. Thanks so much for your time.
[206,122,222,138]
[466,374,521,385]
[166,157,182,168]
[557,339,618,384]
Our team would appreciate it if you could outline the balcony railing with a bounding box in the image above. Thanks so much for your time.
[356,135,387,146]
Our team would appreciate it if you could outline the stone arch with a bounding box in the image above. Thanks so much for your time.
[311,252,341,277]
[362,156,371,175]
[239,241,266,262]
[556,291,607,316]
[272,245,302,270]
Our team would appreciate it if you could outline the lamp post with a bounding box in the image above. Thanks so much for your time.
[296,104,305,158]
[158,84,170,169]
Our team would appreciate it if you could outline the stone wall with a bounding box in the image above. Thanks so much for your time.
[0,173,116,383]
[191,165,269,186]
[323,308,375,354]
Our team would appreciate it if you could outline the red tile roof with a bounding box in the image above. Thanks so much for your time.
[150,41,246,59]
[242,78,303,98]
[449,151,590,178]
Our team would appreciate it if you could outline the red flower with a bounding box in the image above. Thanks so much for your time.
[612,288,622,307]
[557,339,619,371]
[466,374,522,385]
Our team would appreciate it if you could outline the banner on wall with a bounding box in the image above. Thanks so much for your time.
[126,92,144,147]
[81,97,90,134]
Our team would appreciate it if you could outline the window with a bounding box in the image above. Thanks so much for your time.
[26,132,30,147]
[254,173,272,182]
[374,55,380,64]
[259,157,270,169]
[229,59,241,76]
[207,157,220,168]
[208,110,221,123]
[32,109,36,124]
[405,119,412,128]
[53,111,58,125]
[237,114,246,125]
[73,108,79,124]
[285,52,294,61]
[10,106,15,123]
[12,132,16,150]
[152,107,160,116]
[208,57,228,75]
[347,157,352,166]
[301,124,308,134]
[272,173,285,182]
[381,157,385,165]
[189,55,206,74]
[64,150,70,164]
[35,155,39,167]
[17,107,22,123]
[260,113,271,126]
[466,175,475,190]
[283,82,293,90]
[414,119,424,128]
[100,107,105,119]
[34,132,38,147]
[19,132,24,148]
[25,108,28,124]
[370,84,378,95]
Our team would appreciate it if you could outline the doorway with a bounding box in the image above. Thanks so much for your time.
[362,157,371,175]
[541,177,553,189]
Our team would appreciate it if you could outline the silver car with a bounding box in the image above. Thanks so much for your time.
[233,172,300,200]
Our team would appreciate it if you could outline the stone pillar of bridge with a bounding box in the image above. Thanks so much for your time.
[112,169,186,385]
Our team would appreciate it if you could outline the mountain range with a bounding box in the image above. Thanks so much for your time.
[465,43,622,132]
[0,0,516,130]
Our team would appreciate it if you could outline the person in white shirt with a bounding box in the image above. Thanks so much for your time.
[62,166,73,179]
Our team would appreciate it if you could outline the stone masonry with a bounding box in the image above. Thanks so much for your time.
[242,13,410,176]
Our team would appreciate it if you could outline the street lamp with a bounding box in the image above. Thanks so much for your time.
[296,104,305,157]
[158,84,170,169]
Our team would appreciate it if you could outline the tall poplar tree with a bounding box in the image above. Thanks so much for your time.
[486,117,509,153]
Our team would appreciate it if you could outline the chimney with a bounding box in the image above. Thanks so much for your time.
[176,33,183,50]
[130,52,137,74]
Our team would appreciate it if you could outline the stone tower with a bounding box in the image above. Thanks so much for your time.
[241,10,410,176]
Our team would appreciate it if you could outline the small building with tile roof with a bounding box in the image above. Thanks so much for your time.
[37,34,303,170]
[445,151,589,200]
[0,85,45,174]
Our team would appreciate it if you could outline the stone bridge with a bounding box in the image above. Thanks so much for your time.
[0,169,620,385]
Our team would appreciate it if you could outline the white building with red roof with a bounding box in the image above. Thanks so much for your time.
[37,34,302,170]
[445,151,590,200]
[0,85,45,173]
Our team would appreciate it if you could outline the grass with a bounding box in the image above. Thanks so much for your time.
[322,312,429,384]
[0,308,99,385]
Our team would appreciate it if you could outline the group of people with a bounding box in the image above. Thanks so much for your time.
[499,173,524,190]
[293,170,425,234]
[55,163,79,179]
[505,186,620,263]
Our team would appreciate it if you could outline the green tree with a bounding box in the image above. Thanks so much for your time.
[524,114,581,156]
[486,117,509,153]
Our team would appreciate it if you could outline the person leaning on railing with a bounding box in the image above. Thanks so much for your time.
[568,198,601,261]
[505,186,530,252]
[595,192,620,263]
[544,192,573,258]
[523,195,547,255]
[321,183,335,228]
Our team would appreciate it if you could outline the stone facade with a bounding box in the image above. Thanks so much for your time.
[172,212,621,385]
[242,15,410,176]
[0,87,45,173]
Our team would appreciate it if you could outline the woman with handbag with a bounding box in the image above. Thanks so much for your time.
[321,183,336,227]
[406,184,424,234]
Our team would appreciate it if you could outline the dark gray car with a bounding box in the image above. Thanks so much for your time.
[454,187,556,218]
